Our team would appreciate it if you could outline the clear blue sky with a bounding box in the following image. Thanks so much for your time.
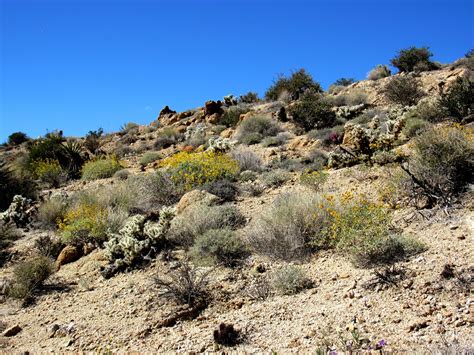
[1,0,473,142]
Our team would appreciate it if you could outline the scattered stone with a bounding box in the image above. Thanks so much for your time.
[56,245,82,270]
[3,325,22,337]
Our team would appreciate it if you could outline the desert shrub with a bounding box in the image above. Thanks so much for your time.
[245,192,332,260]
[120,122,139,135]
[130,170,184,211]
[270,157,304,172]
[261,169,291,187]
[34,235,64,259]
[8,132,29,146]
[261,132,290,147]
[155,261,211,306]
[402,116,430,138]
[410,97,445,123]
[190,229,249,267]
[265,69,323,101]
[229,147,262,172]
[84,128,103,154]
[8,256,54,301]
[390,46,435,73]
[201,179,238,202]
[0,221,20,266]
[370,150,398,165]
[220,106,250,127]
[329,90,368,107]
[37,195,69,230]
[113,143,133,158]
[439,76,474,121]
[160,151,239,191]
[288,91,336,131]
[330,196,425,267]
[367,64,391,80]
[402,126,474,206]
[239,91,259,103]
[81,157,122,181]
[239,170,258,182]
[303,149,329,171]
[384,75,425,106]
[240,181,265,197]
[308,125,344,147]
[170,204,245,247]
[139,151,161,167]
[154,127,182,150]
[334,78,356,87]
[271,265,312,295]
[113,169,130,180]
[300,170,328,191]
[32,159,67,188]
[236,115,281,145]
[0,160,37,210]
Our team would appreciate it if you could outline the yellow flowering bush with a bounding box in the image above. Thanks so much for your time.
[33,159,67,187]
[159,151,239,190]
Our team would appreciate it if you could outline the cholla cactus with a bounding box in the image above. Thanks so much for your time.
[223,94,238,106]
[104,207,175,269]
[207,136,236,153]
[1,195,34,227]
[184,123,208,141]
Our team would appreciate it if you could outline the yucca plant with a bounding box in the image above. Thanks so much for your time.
[61,141,86,178]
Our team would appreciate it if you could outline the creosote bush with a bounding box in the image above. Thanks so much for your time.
[384,75,425,106]
[236,116,281,145]
[160,151,239,191]
[81,156,122,181]
[37,195,69,230]
[439,76,474,121]
[265,69,322,101]
[201,179,239,202]
[220,106,251,127]
[288,91,336,131]
[33,159,67,188]
[0,160,37,210]
[261,169,291,188]
[229,147,263,172]
[7,132,29,146]
[190,229,249,267]
[8,256,54,302]
[139,151,161,167]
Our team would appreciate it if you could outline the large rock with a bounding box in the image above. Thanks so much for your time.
[175,190,220,214]
[204,100,223,116]
[56,245,82,271]
[3,325,22,337]
[159,105,176,117]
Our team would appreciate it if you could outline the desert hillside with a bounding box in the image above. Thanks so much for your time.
[0,50,473,353]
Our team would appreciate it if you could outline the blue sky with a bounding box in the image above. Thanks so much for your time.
[1,0,473,141]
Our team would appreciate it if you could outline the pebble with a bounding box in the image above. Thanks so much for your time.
[3,325,22,337]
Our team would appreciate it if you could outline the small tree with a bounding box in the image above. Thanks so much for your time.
[333,78,356,87]
[7,132,29,146]
[390,46,435,73]
[265,69,322,101]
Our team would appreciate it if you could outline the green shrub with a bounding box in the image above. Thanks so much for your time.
[81,157,122,181]
[288,91,336,131]
[170,204,245,247]
[245,192,332,260]
[37,195,69,230]
[384,75,425,106]
[220,106,251,127]
[8,132,29,146]
[84,128,103,154]
[0,221,20,266]
[265,69,323,101]
[402,116,430,138]
[139,151,161,167]
[403,126,474,206]
[120,122,139,135]
[34,235,64,259]
[190,229,249,267]
[239,91,259,104]
[0,160,37,210]
[367,65,391,80]
[154,127,182,150]
[113,169,130,180]
[390,46,435,73]
[370,150,398,165]
[439,76,474,121]
[261,169,291,187]
[303,149,329,171]
[330,197,425,267]
[261,132,290,147]
[201,179,238,202]
[8,256,54,301]
[269,158,304,172]
[329,90,368,107]
[33,159,67,188]
[236,116,281,145]
[271,265,312,295]
[410,97,445,122]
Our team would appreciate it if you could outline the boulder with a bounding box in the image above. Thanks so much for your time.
[56,245,82,270]
[176,190,220,214]
[204,100,223,116]
[159,105,176,117]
